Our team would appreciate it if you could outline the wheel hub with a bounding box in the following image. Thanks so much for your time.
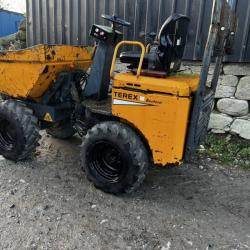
[89,141,124,183]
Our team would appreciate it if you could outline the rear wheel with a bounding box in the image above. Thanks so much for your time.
[81,121,149,194]
[0,100,41,161]
[46,119,76,139]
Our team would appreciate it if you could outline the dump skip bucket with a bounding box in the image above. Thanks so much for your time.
[0,44,93,100]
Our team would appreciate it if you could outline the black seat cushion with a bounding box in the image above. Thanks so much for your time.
[120,51,149,68]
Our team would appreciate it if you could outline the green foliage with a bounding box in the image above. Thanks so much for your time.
[201,134,250,170]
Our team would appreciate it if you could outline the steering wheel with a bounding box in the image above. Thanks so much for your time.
[101,14,131,27]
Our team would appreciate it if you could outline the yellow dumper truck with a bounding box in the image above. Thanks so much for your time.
[0,0,236,194]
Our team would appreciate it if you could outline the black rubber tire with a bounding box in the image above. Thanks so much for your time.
[46,120,76,140]
[81,121,149,194]
[0,100,41,161]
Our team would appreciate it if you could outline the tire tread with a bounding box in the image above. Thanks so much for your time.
[0,100,41,161]
[81,121,149,194]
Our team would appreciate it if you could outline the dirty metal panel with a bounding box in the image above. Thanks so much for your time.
[26,0,248,62]
[0,44,92,99]
[226,0,250,62]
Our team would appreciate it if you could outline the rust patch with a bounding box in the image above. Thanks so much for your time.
[155,150,163,153]
[42,66,49,74]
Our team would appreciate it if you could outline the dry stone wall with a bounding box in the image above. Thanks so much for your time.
[182,62,250,140]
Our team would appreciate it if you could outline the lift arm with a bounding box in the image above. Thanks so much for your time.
[185,0,237,162]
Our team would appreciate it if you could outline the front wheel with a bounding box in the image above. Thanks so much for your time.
[81,121,149,194]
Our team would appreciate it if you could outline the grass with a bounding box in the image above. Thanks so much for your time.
[200,134,250,170]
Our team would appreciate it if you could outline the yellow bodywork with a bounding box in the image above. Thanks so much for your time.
[112,73,200,166]
[111,41,200,166]
[0,44,93,101]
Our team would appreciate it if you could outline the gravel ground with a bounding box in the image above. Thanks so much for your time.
[0,133,249,250]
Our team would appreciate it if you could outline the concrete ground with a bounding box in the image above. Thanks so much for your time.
[0,133,249,250]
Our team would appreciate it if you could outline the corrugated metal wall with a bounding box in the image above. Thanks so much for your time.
[26,0,250,62]
[0,10,24,37]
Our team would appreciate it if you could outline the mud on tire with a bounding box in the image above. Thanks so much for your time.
[0,100,41,161]
[46,119,76,140]
[81,121,150,194]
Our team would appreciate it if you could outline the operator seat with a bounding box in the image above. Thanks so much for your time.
[120,13,190,74]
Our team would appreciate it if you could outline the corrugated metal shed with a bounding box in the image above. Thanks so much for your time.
[0,10,24,37]
[26,0,250,62]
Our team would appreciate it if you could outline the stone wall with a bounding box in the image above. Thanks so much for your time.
[182,62,250,140]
